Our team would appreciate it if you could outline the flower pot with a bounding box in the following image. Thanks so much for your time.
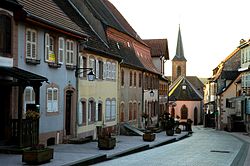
[22,148,53,164]
[98,137,116,150]
[143,133,156,142]
[166,129,174,136]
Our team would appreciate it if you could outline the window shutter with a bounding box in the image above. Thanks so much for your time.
[26,30,31,58]
[31,31,37,59]
[112,63,116,80]
[45,33,50,62]
[79,56,83,78]
[47,88,52,112]
[58,37,64,64]
[103,62,106,79]
[111,100,116,120]
[78,102,83,125]
[96,60,99,79]
[53,89,58,112]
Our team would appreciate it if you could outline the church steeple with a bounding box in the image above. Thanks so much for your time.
[172,25,186,61]
[172,25,187,82]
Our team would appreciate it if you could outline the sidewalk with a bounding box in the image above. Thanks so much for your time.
[0,131,189,166]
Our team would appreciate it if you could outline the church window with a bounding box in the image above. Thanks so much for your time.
[177,66,181,77]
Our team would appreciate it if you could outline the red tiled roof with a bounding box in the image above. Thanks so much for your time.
[143,39,169,59]
[17,0,86,37]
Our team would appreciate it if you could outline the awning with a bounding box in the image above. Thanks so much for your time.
[0,66,48,84]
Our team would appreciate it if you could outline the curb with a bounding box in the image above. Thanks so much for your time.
[150,138,176,148]
[64,132,190,165]
[62,154,107,166]
[230,134,249,166]
[107,144,150,159]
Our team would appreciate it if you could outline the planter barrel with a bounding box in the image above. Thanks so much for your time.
[98,137,116,150]
[143,133,156,142]
[22,148,53,164]
[166,129,174,136]
[175,127,182,134]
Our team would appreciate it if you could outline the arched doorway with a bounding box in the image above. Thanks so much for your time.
[181,105,188,120]
[194,107,198,125]
[65,90,73,135]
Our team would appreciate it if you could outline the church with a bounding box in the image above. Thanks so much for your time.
[168,26,204,125]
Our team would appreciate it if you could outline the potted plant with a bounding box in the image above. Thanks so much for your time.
[175,115,181,134]
[98,131,116,150]
[22,144,54,164]
[165,115,176,136]
[143,130,155,142]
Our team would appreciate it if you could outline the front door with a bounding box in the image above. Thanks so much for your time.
[65,91,72,135]
[194,107,198,125]
[0,86,11,145]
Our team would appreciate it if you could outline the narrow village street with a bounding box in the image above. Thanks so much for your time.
[94,126,249,166]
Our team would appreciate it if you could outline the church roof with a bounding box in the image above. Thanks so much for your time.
[169,76,203,101]
[172,25,186,61]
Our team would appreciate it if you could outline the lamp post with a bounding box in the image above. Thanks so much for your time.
[150,90,154,97]
[75,67,95,81]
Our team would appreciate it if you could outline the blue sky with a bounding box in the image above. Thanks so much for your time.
[109,0,250,77]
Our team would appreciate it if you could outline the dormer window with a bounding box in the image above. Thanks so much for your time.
[116,42,120,49]
[127,42,130,47]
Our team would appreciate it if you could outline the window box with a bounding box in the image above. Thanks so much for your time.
[48,62,61,68]
[26,59,40,65]
[66,64,76,70]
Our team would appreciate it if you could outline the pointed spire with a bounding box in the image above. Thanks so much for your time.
[172,25,186,61]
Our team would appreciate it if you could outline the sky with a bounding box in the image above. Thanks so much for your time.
[108,0,250,78]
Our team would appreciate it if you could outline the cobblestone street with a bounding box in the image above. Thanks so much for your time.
[94,126,246,166]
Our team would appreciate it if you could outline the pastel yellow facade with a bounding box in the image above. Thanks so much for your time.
[77,52,119,139]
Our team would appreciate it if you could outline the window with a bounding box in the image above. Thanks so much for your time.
[134,72,136,87]
[120,103,125,122]
[129,71,132,86]
[181,105,188,119]
[105,98,116,121]
[0,14,11,56]
[98,102,102,121]
[98,60,104,79]
[112,63,116,80]
[89,58,96,76]
[88,99,95,123]
[129,102,133,120]
[133,102,137,120]
[139,73,142,87]
[45,33,55,62]
[121,69,124,86]
[26,28,37,59]
[24,86,35,114]
[78,100,86,125]
[66,39,75,65]
[47,87,58,112]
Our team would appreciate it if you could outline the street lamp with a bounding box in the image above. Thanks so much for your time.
[75,67,95,81]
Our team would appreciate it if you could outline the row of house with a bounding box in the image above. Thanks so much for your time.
[0,0,169,147]
[204,39,250,133]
